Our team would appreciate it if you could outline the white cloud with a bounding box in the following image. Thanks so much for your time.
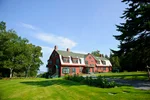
[36,33,77,49]
[21,22,37,30]
[20,23,78,72]
[20,23,77,49]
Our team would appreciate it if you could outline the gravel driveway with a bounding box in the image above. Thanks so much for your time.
[83,75,150,90]
[107,78,150,90]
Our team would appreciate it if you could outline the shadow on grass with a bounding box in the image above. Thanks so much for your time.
[20,79,82,87]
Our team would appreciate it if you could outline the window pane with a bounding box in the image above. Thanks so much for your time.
[97,61,100,64]
[80,67,83,72]
[85,60,88,64]
[56,59,59,64]
[62,67,70,74]
[79,59,81,64]
[63,57,69,63]
[72,68,76,73]
[103,67,106,71]
[101,60,106,65]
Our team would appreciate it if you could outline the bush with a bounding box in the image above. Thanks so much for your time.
[64,75,116,88]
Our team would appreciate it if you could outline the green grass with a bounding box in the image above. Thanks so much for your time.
[96,71,149,80]
[0,78,150,100]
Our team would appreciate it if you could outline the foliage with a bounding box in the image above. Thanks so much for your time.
[64,74,116,88]
[0,21,43,78]
[104,54,109,59]
[91,50,101,57]
[37,72,49,78]
[109,53,121,72]
[91,50,107,58]
[112,0,150,71]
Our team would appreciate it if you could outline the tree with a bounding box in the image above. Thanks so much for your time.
[0,21,43,78]
[0,26,23,78]
[28,45,43,77]
[109,53,121,72]
[91,50,100,57]
[104,54,109,59]
[112,0,150,77]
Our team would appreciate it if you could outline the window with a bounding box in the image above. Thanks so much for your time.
[49,60,52,64]
[79,59,81,64]
[89,56,91,59]
[72,68,76,73]
[55,53,57,57]
[51,53,54,58]
[92,68,94,72]
[79,67,83,72]
[97,61,100,64]
[72,58,78,63]
[90,64,94,67]
[103,67,106,71]
[62,67,70,74]
[85,60,88,64]
[63,57,69,63]
[56,59,59,64]
[101,60,106,65]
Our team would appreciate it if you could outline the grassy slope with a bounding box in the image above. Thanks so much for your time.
[96,72,148,80]
[0,78,150,100]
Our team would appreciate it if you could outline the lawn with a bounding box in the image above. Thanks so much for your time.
[0,78,150,100]
[96,71,148,80]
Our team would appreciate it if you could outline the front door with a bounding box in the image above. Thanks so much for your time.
[86,68,90,74]
[92,68,94,72]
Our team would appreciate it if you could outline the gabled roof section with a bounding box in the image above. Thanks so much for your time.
[57,50,86,58]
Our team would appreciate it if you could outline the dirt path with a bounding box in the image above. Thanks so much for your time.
[107,78,150,90]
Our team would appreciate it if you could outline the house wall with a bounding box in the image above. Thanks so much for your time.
[47,49,112,77]
[47,50,61,77]
[97,66,112,72]
[84,54,97,73]
[60,66,83,76]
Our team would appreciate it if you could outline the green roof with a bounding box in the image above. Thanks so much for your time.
[57,50,86,58]
[56,50,108,60]
[92,55,108,61]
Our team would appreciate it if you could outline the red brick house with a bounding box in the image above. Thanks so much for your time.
[46,46,112,77]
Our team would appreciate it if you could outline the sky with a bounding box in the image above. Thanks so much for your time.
[0,0,127,72]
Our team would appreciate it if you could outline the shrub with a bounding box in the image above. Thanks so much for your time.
[64,75,116,88]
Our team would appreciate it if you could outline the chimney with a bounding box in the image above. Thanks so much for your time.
[54,45,58,51]
[67,48,70,52]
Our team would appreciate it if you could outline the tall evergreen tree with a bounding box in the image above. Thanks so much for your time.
[112,0,150,73]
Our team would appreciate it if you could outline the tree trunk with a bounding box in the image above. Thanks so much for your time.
[25,66,30,78]
[146,65,150,80]
[9,68,13,78]
[25,68,28,78]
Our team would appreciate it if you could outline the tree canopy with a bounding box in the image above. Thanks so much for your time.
[112,0,150,71]
[91,50,105,57]
[0,21,43,78]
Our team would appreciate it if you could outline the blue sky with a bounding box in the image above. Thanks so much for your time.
[0,0,126,72]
